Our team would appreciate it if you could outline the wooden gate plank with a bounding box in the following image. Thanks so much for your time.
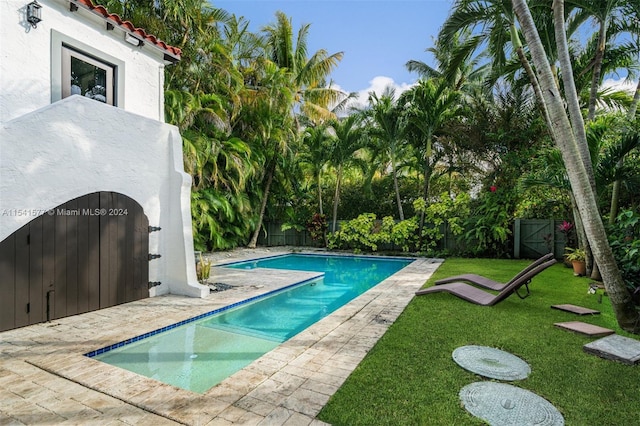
[54,204,68,319]
[14,226,30,328]
[28,216,45,325]
[108,193,121,306]
[114,193,127,304]
[76,194,89,314]
[100,192,119,307]
[122,195,135,303]
[99,192,110,308]
[65,199,79,316]
[0,233,17,332]
[42,212,56,321]
[133,204,143,300]
[137,201,149,300]
[88,192,101,311]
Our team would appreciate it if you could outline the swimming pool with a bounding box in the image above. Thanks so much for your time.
[88,253,413,393]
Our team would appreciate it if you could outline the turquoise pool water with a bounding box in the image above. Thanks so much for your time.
[91,254,413,393]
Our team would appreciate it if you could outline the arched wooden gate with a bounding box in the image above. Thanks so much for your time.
[0,192,149,332]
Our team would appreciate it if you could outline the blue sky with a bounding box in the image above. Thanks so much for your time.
[212,0,455,99]
[211,0,635,103]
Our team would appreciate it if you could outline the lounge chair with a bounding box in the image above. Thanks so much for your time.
[434,252,555,290]
[415,259,557,306]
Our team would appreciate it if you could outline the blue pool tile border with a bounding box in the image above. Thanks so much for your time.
[218,252,416,268]
[85,253,416,358]
[84,275,323,358]
[218,253,290,267]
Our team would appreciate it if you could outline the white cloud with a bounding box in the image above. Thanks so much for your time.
[332,76,416,113]
[602,77,638,94]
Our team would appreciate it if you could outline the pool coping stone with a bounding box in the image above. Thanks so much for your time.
[1,247,442,425]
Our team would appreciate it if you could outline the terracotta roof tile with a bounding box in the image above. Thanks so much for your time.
[72,0,181,60]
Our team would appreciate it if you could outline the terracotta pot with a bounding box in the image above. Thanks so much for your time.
[571,260,586,276]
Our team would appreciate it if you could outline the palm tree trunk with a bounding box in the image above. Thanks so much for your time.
[417,165,431,249]
[513,0,639,332]
[570,194,587,250]
[553,0,595,186]
[609,176,622,225]
[517,46,553,130]
[316,171,328,246]
[331,165,343,233]
[392,159,405,221]
[247,163,275,249]
[510,22,552,131]
[317,172,324,216]
[587,21,608,122]
[553,0,598,278]
[629,80,640,118]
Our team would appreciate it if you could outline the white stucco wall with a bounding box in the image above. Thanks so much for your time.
[0,0,167,123]
[0,96,207,298]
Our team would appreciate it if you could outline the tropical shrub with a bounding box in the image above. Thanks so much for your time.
[327,214,420,253]
[514,186,571,219]
[328,213,380,252]
[412,193,470,254]
[334,176,417,220]
[306,213,328,243]
[383,216,419,252]
[328,193,471,254]
[608,210,640,296]
[462,185,515,257]
[191,188,254,251]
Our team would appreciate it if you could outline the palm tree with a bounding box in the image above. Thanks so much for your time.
[262,11,344,123]
[553,0,595,187]
[366,87,409,220]
[597,127,640,221]
[399,79,461,237]
[610,1,640,221]
[566,0,627,121]
[438,0,552,127]
[164,90,259,250]
[519,118,640,248]
[299,123,335,216]
[550,0,631,278]
[328,114,366,232]
[243,61,296,249]
[511,0,639,332]
[406,28,489,92]
[243,12,344,248]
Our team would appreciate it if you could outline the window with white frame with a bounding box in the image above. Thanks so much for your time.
[62,46,115,105]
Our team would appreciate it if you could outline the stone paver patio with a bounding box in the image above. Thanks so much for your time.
[0,248,441,425]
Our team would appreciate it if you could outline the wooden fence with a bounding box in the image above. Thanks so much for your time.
[258,219,569,259]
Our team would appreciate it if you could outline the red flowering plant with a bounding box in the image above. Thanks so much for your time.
[558,220,576,248]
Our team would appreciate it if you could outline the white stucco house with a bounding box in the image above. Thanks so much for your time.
[0,0,208,332]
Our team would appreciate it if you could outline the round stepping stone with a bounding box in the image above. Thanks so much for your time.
[452,345,531,380]
[460,382,564,425]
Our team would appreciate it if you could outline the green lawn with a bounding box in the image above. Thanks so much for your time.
[317,258,640,425]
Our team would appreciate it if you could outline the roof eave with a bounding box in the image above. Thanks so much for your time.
[67,0,182,63]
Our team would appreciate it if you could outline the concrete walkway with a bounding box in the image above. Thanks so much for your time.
[1,248,441,425]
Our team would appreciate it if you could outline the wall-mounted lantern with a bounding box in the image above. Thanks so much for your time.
[27,1,42,28]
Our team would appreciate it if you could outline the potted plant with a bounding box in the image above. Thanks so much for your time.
[558,220,575,267]
[196,253,212,283]
[565,247,586,276]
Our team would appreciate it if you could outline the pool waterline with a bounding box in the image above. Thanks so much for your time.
[87,253,414,393]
